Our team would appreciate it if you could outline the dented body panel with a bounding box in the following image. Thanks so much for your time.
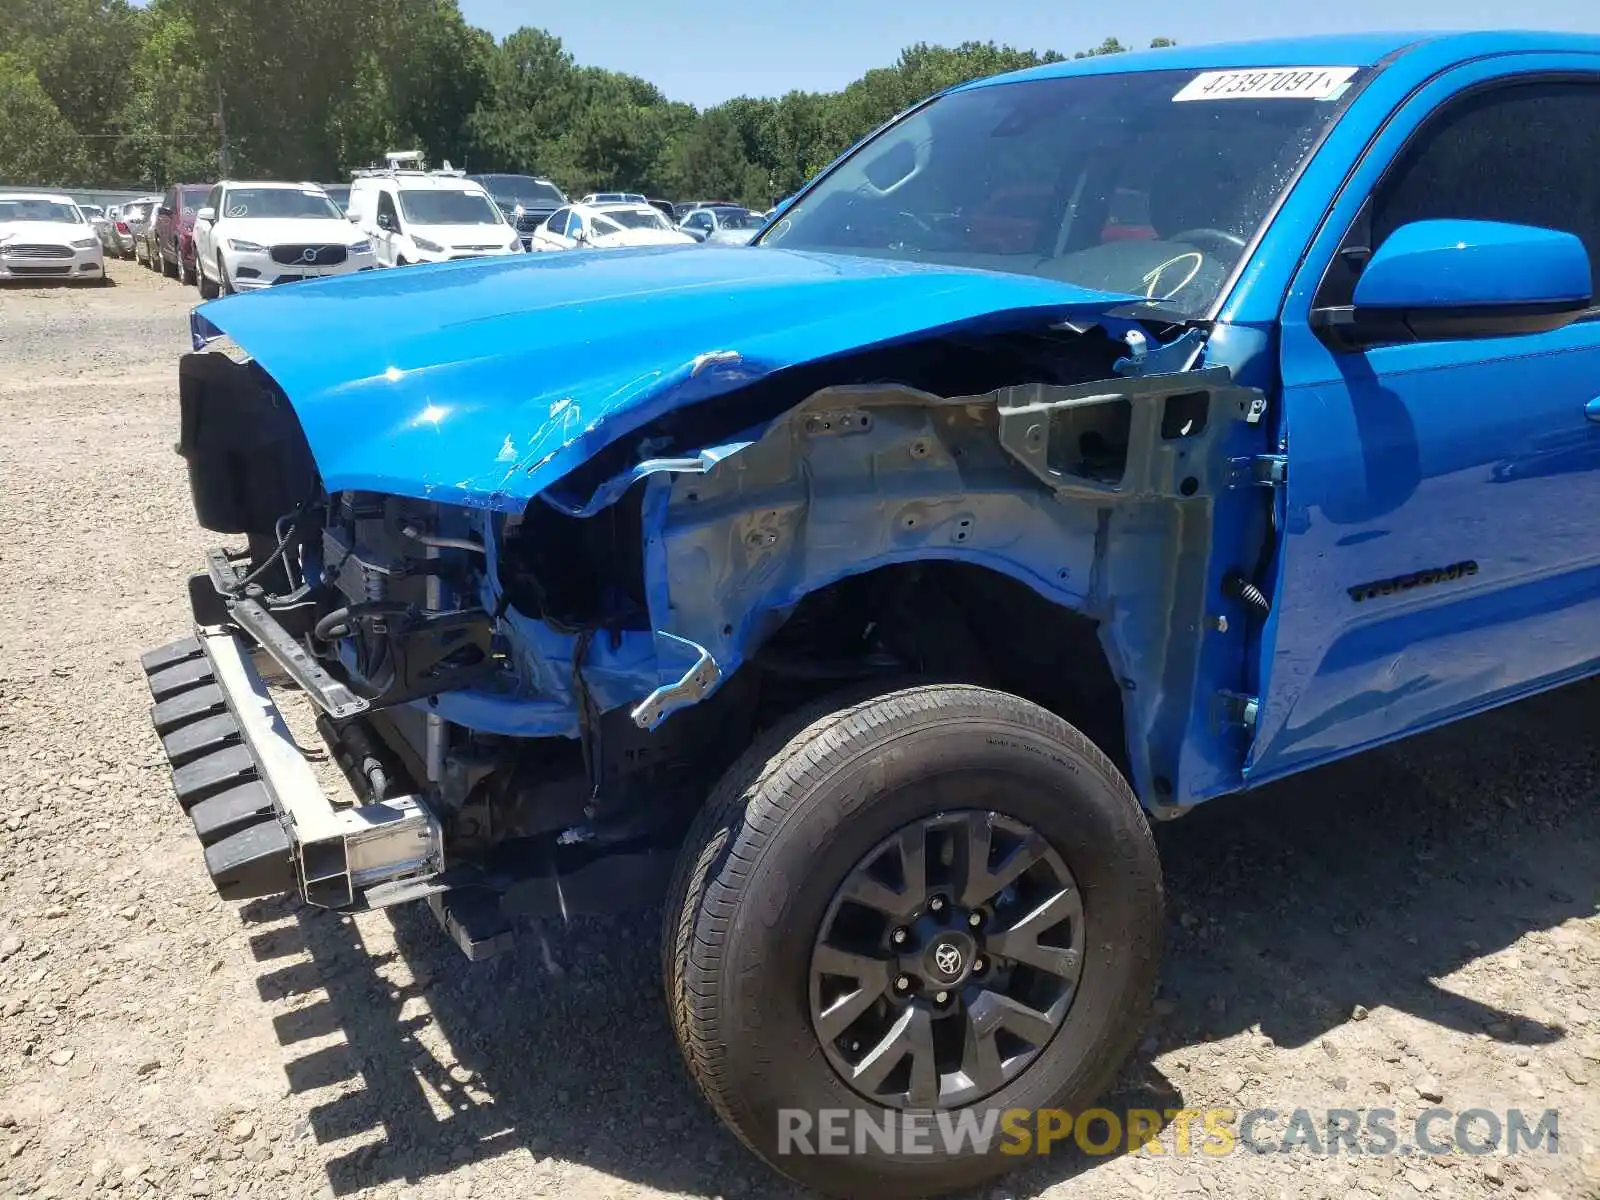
[189,277,1270,811]
[162,31,1600,934]
[188,246,1135,511]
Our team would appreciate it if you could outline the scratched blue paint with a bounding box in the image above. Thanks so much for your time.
[190,247,1134,511]
[198,31,1600,810]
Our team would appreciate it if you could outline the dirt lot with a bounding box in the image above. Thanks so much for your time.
[0,257,1597,1200]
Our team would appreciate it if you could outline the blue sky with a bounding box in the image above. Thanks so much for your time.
[460,0,1600,107]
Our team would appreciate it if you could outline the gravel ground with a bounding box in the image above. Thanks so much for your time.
[1,257,1597,1200]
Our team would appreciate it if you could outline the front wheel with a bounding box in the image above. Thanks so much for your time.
[662,684,1163,1198]
[197,255,219,299]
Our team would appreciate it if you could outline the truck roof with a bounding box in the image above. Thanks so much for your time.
[965,30,1600,91]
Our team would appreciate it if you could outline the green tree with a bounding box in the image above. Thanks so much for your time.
[0,11,1182,199]
[3,0,146,182]
[1075,36,1129,59]
[466,26,580,173]
[670,106,764,204]
[115,4,217,187]
[0,54,91,185]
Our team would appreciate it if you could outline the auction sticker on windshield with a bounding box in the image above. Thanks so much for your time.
[1174,67,1358,102]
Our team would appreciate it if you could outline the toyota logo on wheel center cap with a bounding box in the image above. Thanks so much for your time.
[933,943,964,978]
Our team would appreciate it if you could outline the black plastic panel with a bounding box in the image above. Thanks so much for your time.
[161,713,243,768]
[151,684,227,735]
[145,656,216,702]
[171,743,257,809]
[189,782,277,846]
[204,819,295,900]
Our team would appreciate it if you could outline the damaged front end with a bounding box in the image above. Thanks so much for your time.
[142,249,1266,955]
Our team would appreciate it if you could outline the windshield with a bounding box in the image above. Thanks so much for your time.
[597,208,669,231]
[0,199,84,224]
[760,67,1367,315]
[482,176,565,207]
[222,187,341,219]
[398,188,504,226]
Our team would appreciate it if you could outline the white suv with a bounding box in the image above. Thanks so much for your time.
[192,181,377,296]
[347,170,521,266]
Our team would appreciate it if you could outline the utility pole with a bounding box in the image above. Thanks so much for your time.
[215,80,231,176]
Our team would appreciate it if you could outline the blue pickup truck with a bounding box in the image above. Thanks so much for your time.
[144,30,1600,1197]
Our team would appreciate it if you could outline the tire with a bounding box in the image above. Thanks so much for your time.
[161,247,177,279]
[217,254,234,296]
[662,683,1163,1199]
[197,254,218,299]
[179,252,195,286]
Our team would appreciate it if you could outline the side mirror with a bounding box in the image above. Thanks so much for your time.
[376,213,393,232]
[195,206,216,223]
[572,227,587,244]
[1314,219,1593,349]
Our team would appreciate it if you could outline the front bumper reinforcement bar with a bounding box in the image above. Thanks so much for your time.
[140,619,443,908]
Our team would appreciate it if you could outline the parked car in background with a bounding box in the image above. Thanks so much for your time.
[646,198,676,221]
[125,196,161,267]
[529,201,697,251]
[155,182,214,284]
[347,162,521,266]
[467,173,569,250]
[0,193,104,283]
[77,204,116,254]
[678,205,766,244]
[672,199,738,222]
[318,184,351,214]
[105,203,139,258]
[581,191,648,205]
[191,180,378,297]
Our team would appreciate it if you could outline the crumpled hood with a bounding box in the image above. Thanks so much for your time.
[191,244,1136,511]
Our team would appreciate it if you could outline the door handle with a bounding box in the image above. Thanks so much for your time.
[1589,397,1600,423]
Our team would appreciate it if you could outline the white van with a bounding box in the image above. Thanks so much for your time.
[346,154,523,267]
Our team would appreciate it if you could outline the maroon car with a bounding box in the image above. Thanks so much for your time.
[154,182,214,285]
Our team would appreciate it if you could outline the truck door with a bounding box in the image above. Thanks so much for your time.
[1252,61,1600,783]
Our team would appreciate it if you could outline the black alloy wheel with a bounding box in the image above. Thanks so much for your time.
[810,810,1085,1110]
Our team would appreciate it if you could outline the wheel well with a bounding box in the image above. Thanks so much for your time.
[743,561,1128,773]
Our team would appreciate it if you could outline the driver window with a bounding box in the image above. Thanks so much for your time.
[548,209,569,236]
[376,191,400,231]
[1317,80,1600,309]
[1372,81,1600,278]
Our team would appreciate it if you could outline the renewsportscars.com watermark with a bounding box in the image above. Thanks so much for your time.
[777,1106,1560,1158]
